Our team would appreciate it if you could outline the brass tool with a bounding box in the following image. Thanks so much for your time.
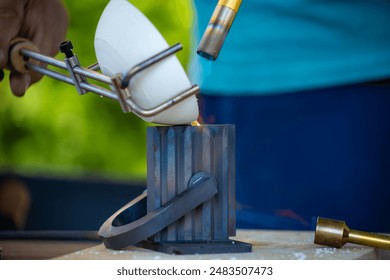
[314,217,390,250]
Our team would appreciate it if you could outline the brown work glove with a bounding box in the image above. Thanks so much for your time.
[0,0,68,96]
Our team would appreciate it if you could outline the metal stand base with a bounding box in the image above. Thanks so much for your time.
[139,239,252,255]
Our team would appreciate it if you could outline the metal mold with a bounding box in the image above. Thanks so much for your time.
[147,125,236,242]
[99,124,252,254]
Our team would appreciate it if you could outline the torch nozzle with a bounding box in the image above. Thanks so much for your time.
[314,217,390,250]
[197,0,242,61]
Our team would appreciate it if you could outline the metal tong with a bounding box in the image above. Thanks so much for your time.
[4,38,199,118]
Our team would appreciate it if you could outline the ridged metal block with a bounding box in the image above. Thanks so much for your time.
[147,125,236,242]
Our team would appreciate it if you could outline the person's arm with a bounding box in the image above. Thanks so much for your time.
[0,0,68,96]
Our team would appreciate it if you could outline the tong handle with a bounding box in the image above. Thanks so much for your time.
[9,38,40,74]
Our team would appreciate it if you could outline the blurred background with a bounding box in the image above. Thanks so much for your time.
[0,0,193,230]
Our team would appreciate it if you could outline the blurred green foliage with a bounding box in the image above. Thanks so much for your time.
[0,0,193,180]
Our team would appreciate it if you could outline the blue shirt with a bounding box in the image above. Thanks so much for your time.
[191,0,390,95]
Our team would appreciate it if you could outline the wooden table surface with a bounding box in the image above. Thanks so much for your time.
[0,240,100,260]
[55,230,390,260]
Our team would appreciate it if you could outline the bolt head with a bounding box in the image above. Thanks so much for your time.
[59,41,74,58]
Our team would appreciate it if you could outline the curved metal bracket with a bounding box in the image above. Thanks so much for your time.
[98,172,218,250]
[121,43,182,88]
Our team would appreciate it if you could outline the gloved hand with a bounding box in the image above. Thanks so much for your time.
[0,0,68,96]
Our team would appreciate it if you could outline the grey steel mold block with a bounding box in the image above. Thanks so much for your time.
[147,125,237,242]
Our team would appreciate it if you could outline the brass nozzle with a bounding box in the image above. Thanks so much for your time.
[314,217,390,250]
[197,0,242,61]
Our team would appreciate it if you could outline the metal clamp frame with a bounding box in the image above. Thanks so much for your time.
[18,41,200,118]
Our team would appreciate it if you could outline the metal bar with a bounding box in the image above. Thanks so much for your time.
[26,62,118,100]
[74,66,111,84]
[79,82,118,100]
[64,56,88,95]
[111,74,132,112]
[26,62,73,85]
[21,48,67,69]
[126,85,199,118]
[21,48,112,85]
[121,43,182,88]
[88,62,100,71]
